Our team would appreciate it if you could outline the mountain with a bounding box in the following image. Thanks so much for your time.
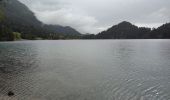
[95,21,170,39]
[150,23,170,39]
[96,21,151,39]
[0,0,80,40]
[3,0,42,27]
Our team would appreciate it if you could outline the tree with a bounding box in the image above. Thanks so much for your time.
[13,32,21,40]
[0,9,4,22]
[0,25,14,41]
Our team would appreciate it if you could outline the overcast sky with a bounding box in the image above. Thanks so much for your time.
[19,0,170,34]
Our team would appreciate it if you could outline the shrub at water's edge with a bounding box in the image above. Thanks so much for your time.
[13,32,21,40]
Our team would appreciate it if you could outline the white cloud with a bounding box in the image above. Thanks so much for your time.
[135,23,163,28]
[34,8,99,33]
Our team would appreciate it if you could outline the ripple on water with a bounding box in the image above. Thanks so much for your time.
[0,40,170,100]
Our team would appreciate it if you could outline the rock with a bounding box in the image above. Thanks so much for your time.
[8,91,14,96]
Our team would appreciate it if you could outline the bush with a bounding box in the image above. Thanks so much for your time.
[13,32,21,40]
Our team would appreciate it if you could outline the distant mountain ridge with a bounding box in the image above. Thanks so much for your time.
[94,21,170,39]
[0,0,80,40]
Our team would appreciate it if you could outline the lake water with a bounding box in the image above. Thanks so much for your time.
[0,40,170,100]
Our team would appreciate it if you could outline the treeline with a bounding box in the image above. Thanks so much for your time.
[82,21,170,39]
[0,6,15,41]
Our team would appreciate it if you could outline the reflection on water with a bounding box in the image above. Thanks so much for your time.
[0,40,170,100]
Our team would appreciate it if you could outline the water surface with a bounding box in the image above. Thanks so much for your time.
[0,40,170,100]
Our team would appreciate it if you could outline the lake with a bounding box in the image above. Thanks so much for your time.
[0,40,170,100]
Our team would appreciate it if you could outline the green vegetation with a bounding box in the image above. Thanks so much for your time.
[0,9,4,22]
[13,32,21,40]
[0,5,14,41]
[0,26,14,41]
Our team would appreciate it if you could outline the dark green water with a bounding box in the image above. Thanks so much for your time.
[0,40,170,100]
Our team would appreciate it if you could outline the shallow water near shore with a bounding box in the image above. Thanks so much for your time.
[0,40,170,100]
